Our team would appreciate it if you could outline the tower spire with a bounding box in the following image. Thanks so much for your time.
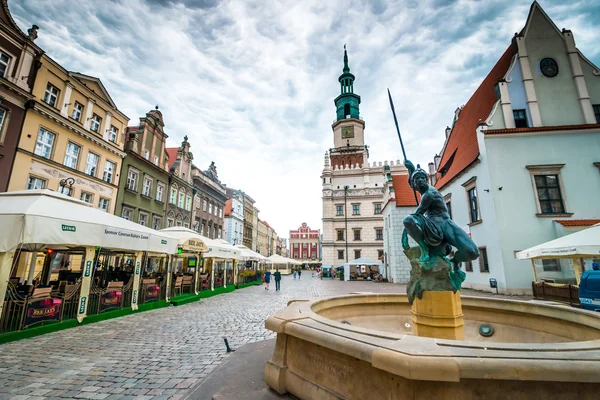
[343,44,350,73]
[334,46,360,121]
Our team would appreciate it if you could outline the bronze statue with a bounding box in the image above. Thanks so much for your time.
[402,160,479,296]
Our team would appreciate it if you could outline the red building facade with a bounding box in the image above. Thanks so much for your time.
[289,223,320,262]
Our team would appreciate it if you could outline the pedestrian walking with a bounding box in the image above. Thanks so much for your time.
[298,269,302,279]
[293,270,297,280]
[274,268,282,291]
[264,270,271,290]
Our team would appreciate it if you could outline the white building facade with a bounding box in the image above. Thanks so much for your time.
[224,192,244,246]
[429,2,600,294]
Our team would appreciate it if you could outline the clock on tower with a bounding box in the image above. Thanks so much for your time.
[341,126,354,139]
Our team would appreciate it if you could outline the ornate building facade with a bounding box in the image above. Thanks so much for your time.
[321,49,406,267]
[223,190,244,245]
[289,223,320,263]
[166,137,194,228]
[192,162,226,239]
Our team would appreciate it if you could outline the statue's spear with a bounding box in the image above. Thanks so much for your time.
[387,88,419,205]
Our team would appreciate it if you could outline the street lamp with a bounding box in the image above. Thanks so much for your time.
[59,177,74,196]
[344,185,349,263]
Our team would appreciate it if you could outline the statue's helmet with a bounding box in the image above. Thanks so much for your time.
[409,164,428,187]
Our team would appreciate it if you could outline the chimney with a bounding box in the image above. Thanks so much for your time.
[445,126,451,139]
[434,154,441,170]
[428,162,435,175]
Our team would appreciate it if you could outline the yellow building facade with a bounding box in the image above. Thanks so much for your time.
[8,55,129,213]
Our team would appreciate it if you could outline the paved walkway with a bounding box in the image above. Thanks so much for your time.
[0,276,528,400]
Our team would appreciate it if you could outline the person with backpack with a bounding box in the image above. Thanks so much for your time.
[264,270,271,290]
[274,268,282,291]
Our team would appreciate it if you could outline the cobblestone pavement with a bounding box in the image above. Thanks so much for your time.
[0,276,530,400]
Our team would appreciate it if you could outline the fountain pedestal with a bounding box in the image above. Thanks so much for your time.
[411,290,464,340]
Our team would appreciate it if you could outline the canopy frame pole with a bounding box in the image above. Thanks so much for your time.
[165,255,172,302]
[224,260,227,289]
[131,251,143,311]
[233,260,238,286]
[531,260,538,283]
[573,258,581,285]
[0,252,16,319]
[76,247,96,323]
[26,251,38,285]
[211,259,215,291]
[194,253,200,295]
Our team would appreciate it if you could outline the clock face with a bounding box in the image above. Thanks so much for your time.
[341,126,354,139]
[540,58,558,77]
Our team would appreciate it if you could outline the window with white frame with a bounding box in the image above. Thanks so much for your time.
[43,83,60,107]
[126,168,139,191]
[203,199,207,211]
[90,114,102,133]
[138,212,148,227]
[178,191,185,209]
[27,176,46,190]
[170,185,177,204]
[153,155,159,165]
[152,216,161,230]
[167,218,174,227]
[462,177,480,224]
[58,184,72,196]
[103,160,115,183]
[108,125,118,142]
[209,203,213,215]
[34,128,55,159]
[156,183,165,202]
[142,176,153,197]
[218,228,222,239]
[122,208,133,221]
[98,197,110,212]
[85,152,99,176]
[219,207,222,218]
[375,228,383,241]
[0,52,10,77]
[527,165,568,216]
[195,196,201,209]
[63,142,81,169]
[374,203,382,214]
[71,101,83,122]
[144,150,149,160]
[80,191,93,204]
[352,204,360,215]
[185,195,192,211]
[0,108,7,145]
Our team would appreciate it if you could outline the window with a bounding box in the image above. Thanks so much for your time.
[85,153,99,176]
[338,250,344,260]
[374,203,382,215]
[186,195,192,211]
[352,204,360,215]
[80,192,93,204]
[142,176,152,197]
[170,186,177,204]
[218,228,222,239]
[108,125,118,143]
[478,247,489,273]
[152,216,161,230]
[139,212,148,227]
[154,155,159,165]
[336,205,344,216]
[156,183,165,202]
[201,224,205,235]
[337,230,344,241]
[103,160,115,183]
[542,259,561,272]
[124,169,138,192]
[303,243,307,248]
[34,128,55,159]
[144,150,149,160]
[513,109,528,128]
[353,229,361,241]
[122,208,133,221]
[98,198,109,212]
[375,228,383,241]
[446,201,452,219]
[0,108,6,145]
[27,176,46,190]
[209,203,213,214]
[534,175,565,214]
[203,199,207,211]
[0,52,10,77]
[59,185,72,196]
[294,243,298,248]
[178,191,185,209]
[219,207,223,218]
[195,196,200,209]
[90,114,102,133]
[467,187,480,223]
[378,249,384,259]
[63,142,81,169]
[465,261,473,272]
[167,218,174,228]
[354,250,361,259]
[43,83,60,107]
[593,104,600,124]
[71,102,83,122]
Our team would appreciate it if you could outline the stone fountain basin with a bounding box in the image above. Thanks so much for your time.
[265,293,600,400]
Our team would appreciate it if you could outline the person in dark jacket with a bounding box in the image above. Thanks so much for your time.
[298,269,302,279]
[264,270,271,290]
[274,268,282,291]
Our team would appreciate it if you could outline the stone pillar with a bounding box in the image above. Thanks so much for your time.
[498,80,516,129]
[194,254,200,295]
[233,260,238,286]
[564,31,596,124]
[411,291,464,340]
[76,247,96,323]
[151,134,157,164]
[83,98,95,130]
[515,36,542,127]
[0,252,16,319]
[165,255,172,302]
[60,83,73,118]
[131,252,143,310]
[102,112,113,142]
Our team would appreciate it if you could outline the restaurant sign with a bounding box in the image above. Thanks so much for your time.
[24,298,62,328]
[84,260,92,277]
[135,261,141,275]
[62,224,76,232]
[181,238,208,253]
[101,291,122,311]
[145,285,160,302]
[132,290,138,304]
[78,296,87,314]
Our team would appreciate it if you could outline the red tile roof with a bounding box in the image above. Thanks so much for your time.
[166,148,178,170]
[486,124,600,135]
[127,125,139,131]
[224,199,232,216]
[391,174,421,207]
[434,46,515,190]
[555,219,600,227]
[262,221,272,230]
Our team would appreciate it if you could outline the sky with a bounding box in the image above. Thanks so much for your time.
[11,0,600,237]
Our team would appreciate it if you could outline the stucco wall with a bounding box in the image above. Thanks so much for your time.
[383,206,415,283]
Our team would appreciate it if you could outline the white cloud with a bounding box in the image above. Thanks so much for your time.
[11,0,600,236]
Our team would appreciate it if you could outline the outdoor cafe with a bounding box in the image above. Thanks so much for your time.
[0,190,178,334]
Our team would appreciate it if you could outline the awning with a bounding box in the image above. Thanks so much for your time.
[266,254,291,265]
[0,190,177,254]
[158,227,209,253]
[516,223,600,260]
[235,245,267,261]
[206,239,241,260]
[347,257,383,266]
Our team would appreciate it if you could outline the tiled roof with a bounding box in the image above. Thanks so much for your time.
[434,46,515,190]
[555,219,600,227]
[166,148,178,170]
[127,125,139,131]
[486,124,600,135]
[391,175,421,207]
[224,199,232,216]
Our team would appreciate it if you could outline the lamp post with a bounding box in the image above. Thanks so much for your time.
[344,185,349,263]
[58,177,74,196]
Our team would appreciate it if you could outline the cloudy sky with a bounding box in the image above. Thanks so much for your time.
[12,0,600,237]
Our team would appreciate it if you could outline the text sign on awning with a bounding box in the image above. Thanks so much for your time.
[181,238,208,253]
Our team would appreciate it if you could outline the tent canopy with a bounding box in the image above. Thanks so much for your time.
[0,190,177,254]
[347,257,382,266]
[158,227,209,253]
[207,238,241,260]
[516,223,600,260]
[235,245,267,261]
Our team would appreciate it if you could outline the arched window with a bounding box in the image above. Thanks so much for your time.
[344,103,350,117]
[183,216,190,228]
[178,190,185,209]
